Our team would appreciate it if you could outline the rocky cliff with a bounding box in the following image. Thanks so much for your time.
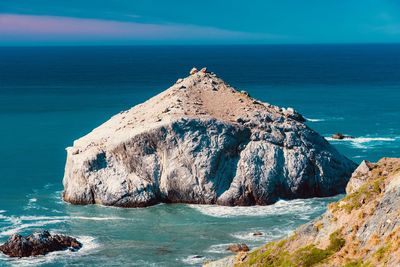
[63,68,356,207]
[210,158,400,267]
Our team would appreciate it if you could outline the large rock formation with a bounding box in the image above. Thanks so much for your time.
[0,231,82,257]
[209,158,400,267]
[63,69,356,207]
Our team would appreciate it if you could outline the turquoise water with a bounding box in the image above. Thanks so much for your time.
[0,45,399,266]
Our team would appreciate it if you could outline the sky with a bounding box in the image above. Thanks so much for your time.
[1,0,400,45]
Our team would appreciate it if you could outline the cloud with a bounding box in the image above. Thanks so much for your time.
[0,14,282,44]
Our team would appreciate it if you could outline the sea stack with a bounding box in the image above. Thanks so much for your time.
[63,69,356,207]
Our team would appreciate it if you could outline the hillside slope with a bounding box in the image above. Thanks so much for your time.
[212,158,400,267]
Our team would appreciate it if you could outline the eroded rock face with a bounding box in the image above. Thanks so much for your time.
[217,158,400,267]
[0,231,82,257]
[63,70,356,207]
[346,160,376,194]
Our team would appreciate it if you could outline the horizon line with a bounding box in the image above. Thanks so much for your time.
[1,42,400,48]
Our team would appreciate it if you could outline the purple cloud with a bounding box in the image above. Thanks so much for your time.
[0,14,280,43]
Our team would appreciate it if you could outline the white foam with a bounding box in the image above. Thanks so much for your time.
[326,136,398,149]
[14,215,128,221]
[181,255,207,265]
[305,117,325,122]
[188,198,325,218]
[71,216,129,221]
[0,219,66,237]
[231,228,293,243]
[206,243,233,254]
[305,116,344,122]
[0,214,128,238]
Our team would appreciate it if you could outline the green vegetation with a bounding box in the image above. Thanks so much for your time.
[343,260,372,267]
[339,177,384,213]
[238,230,345,267]
[373,243,391,261]
[327,230,346,252]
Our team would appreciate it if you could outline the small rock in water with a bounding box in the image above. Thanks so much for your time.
[0,230,82,258]
[331,133,354,140]
[253,231,263,236]
[227,243,249,253]
[190,67,198,75]
[192,255,204,259]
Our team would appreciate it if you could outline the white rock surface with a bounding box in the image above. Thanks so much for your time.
[63,70,356,207]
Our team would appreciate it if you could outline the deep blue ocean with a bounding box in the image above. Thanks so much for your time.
[0,44,399,266]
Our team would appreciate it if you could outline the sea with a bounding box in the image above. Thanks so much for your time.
[0,44,399,266]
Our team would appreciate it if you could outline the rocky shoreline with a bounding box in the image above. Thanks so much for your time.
[62,69,356,207]
[205,158,400,266]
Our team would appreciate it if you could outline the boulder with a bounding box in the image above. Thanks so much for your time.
[190,67,198,75]
[227,243,249,253]
[62,70,357,207]
[346,160,376,194]
[0,231,82,258]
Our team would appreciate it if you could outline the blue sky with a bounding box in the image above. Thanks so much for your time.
[1,0,400,45]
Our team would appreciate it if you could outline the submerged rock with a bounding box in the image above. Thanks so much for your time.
[63,69,356,207]
[0,231,82,258]
[252,231,263,236]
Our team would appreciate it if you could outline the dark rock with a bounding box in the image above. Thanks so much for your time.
[253,231,263,236]
[284,107,306,122]
[227,243,249,253]
[331,133,354,140]
[0,231,82,258]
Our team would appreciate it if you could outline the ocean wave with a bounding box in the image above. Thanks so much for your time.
[17,215,129,221]
[305,117,325,122]
[188,198,330,218]
[24,198,42,211]
[305,116,344,122]
[205,243,234,254]
[0,219,67,237]
[231,228,292,243]
[326,136,398,149]
[0,235,100,267]
[181,255,207,265]
[0,214,130,238]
